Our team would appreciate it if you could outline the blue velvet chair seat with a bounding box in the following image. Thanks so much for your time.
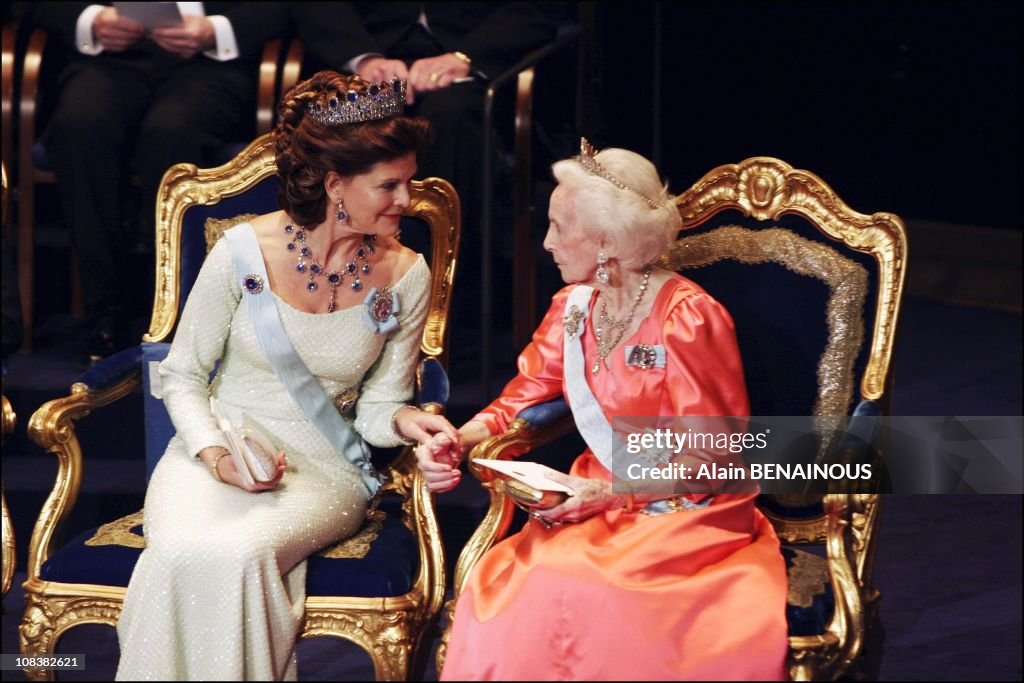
[40,505,419,598]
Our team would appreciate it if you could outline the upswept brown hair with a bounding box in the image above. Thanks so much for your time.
[273,70,433,228]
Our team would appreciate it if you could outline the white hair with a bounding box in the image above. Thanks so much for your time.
[551,147,681,269]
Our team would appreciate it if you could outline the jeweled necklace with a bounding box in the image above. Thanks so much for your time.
[592,266,652,375]
[285,224,376,313]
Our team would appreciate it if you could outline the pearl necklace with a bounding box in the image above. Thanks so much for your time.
[593,266,652,375]
[285,224,376,313]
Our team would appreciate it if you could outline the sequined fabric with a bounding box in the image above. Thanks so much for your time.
[116,236,431,680]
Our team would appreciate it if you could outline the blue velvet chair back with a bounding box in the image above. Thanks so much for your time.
[667,211,876,418]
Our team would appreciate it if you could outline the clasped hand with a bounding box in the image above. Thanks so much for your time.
[357,53,472,104]
[415,431,465,493]
[94,9,215,59]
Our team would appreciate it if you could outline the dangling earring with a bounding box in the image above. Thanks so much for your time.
[596,251,610,285]
[336,199,348,222]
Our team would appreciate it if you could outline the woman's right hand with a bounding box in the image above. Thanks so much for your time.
[414,420,492,493]
[415,433,462,493]
[201,447,287,492]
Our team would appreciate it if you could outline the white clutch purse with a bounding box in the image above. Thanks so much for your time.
[209,398,279,485]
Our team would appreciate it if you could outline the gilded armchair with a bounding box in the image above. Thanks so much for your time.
[441,157,906,681]
[20,133,461,680]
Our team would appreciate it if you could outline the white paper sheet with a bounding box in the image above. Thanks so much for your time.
[475,460,576,494]
[113,2,183,30]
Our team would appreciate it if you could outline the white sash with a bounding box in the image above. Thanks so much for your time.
[563,285,616,473]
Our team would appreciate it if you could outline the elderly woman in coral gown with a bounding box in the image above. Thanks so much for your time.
[418,140,789,680]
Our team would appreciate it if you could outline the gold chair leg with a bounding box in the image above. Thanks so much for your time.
[19,593,59,682]
[435,597,456,676]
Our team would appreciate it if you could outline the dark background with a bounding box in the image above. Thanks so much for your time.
[528,0,1015,233]
[577,0,1021,232]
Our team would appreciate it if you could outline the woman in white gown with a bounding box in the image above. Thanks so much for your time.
[116,70,458,681]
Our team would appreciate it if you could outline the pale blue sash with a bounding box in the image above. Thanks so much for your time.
[563,285,616,472]
[223,224,381,497]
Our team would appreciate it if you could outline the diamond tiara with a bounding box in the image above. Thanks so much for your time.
[305,78,407,125]
[576,138,661,210]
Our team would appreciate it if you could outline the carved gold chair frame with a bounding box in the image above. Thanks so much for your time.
[2,161,16,601]
[20,134,461,680]
[440,157,906,681]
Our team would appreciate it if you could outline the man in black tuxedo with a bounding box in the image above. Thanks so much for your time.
[25,2,289,363]
[291,2,565,251]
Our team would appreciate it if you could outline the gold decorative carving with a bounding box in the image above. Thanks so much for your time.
[408,177,461,362]
[786,551,829,609]
[204,213,258,253]
[85,510,145,548]
[20,590,124,681]
[2,394,15,599]
[317,509,384,559]
[302,608,415,680]
[676,157,906,401]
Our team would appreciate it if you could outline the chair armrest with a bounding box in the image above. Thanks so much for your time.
[25,353,142,582]
[789,489,882,679]
[516,397,571,429]
[417,356,449,412]
[467,398,575,479]
[77,345,143,391]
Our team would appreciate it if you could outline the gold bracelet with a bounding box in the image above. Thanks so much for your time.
[452,51,472,66]
[211,451,230,483]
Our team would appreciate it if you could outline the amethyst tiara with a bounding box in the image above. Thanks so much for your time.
[305,78,407,125]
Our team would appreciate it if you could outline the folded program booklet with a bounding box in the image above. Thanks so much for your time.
[475,460,575,509]
[113,2,184,30]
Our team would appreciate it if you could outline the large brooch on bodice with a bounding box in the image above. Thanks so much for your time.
[562,305,586,339]
[334,386,360,415]
[362,286,400,334]
[625,344,665,370]
[242,273,264,295]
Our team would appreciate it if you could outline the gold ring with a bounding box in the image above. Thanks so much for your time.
[429,72,440,83]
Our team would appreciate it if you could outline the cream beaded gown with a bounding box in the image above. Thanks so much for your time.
[116,230,431,681]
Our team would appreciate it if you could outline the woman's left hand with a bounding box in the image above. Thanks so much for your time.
[532,472,623,525]
[394,406,460,447]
